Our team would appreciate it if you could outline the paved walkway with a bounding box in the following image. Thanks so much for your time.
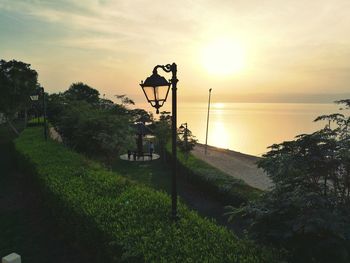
[120,153,160,161]
[49,127,62,142]
[192,144,272,190]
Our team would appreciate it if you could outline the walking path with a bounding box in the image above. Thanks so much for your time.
[120,153,160,161]
[49,127,62,142]
[192,144,272,190]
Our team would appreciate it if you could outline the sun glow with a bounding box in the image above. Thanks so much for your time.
[201,38,245,76]
[211,121,229,149]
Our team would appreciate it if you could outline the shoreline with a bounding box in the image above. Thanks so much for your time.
[195,143,262,160]
[191,143,272,191]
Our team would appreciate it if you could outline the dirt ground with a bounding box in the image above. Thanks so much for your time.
[192,144,272,190]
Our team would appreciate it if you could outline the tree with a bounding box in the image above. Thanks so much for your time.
[177,125,197,154]
[129,108,153,123]
[52,100,134,163]
[47,87,136,166]
[226,99,350,263]
[152,111,171,160]
[64,82,100,104]
[0,59,38,134]
[115,94,135,106]
[46,92,67,127]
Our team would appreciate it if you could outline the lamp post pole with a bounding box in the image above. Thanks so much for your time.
[180,122,188,151]
[170,63,178,220]
[140,63,178,220]
[205,88,212,155]
[154,63,178,220]
[41,87,47,141]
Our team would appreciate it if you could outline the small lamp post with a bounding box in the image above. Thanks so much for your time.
[30,87,47,141]
[140,63,178,220]
[179,123,188,152]
[30,95,40,123]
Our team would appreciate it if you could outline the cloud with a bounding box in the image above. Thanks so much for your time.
[1,0,350,95]
[0,0,200,53]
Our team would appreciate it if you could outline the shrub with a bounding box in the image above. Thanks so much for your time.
[14,127,281,262]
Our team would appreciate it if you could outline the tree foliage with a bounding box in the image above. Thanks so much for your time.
[226,99,350,263]
[64,82,100,104]
[47,84,140,164]
[177,125,197,153]
[0,59,38,133]
[151,111,172,159]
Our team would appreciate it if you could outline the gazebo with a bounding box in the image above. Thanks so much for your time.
[120,122,159,161]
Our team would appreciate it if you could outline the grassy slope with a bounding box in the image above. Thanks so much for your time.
[14,127,281,262]
[166,143,263,205]
[112,158,233,229]
[0,122,85,262]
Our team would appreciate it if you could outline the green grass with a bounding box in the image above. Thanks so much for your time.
[28,116,44,123]
[0,123,85,262]
[112,158,172,191]
[28,117,45,127]
[13,127,282,262]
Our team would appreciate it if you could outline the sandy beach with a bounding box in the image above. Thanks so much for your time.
[192,144,272,191]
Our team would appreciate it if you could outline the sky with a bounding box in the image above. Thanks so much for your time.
[1,0,350,105]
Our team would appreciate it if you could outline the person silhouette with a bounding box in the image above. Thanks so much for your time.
[149,141,154,160]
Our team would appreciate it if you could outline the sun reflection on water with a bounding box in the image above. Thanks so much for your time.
[210,120,229,149]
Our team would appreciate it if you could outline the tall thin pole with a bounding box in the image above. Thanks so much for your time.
[185,123,188,152]
[171,63,178,220]
[42,87,48,141]
[205,88,212,154]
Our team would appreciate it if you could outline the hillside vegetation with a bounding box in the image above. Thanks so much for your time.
[14,127,282,262]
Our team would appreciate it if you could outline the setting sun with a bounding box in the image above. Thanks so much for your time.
[201,38,245,76]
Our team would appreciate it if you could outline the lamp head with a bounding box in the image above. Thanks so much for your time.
[140,72,171,114]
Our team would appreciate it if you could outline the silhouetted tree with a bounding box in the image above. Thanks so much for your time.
[177,125,197,154]
[130,108,153,123]
[153,111,171,160]
[115,94,135,106]
[47,86,135,165]
[64,82,100,104]
[225,99,350,263]
[0,59,38,134]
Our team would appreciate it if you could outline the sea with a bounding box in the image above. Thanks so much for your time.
[136,102,342,156]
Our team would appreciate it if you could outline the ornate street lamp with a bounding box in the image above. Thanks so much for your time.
[140,63,178,220]
[140,69,171,114]
[30,94,39,124]
[30,87,47,141]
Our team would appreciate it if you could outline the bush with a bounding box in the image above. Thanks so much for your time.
[14,127,281,262]
[166,143,262,206]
